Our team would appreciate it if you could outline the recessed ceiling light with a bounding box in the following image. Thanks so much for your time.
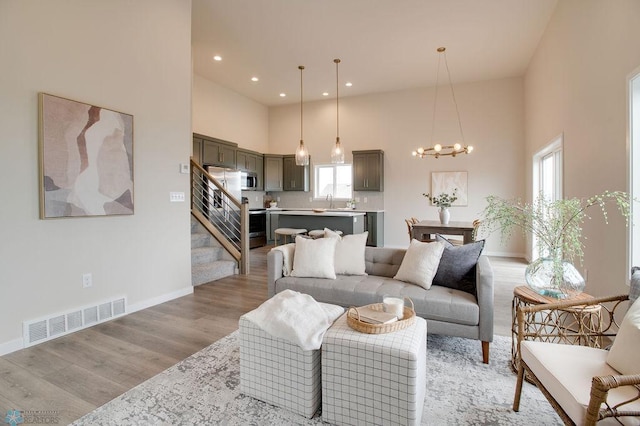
[213,55,222,61]
[322,92,329,96]
[251,76,259,82]
[345,82,353,87]
[279,93,286,97]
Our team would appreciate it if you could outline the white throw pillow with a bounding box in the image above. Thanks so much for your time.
[290,235,338,279]
[324,228,368,275]
[393,239,445,289]
[606,297,640,375]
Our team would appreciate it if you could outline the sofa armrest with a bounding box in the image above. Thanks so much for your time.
[476,255,494,343]
[267,249,284,298]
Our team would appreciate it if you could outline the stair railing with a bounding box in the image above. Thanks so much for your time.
[190,159,249,274]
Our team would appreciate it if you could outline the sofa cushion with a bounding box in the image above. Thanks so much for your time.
[393,239,445,289]
[433,235,485,295]
[365,248,405,278]
[630,267,640,303]
[290,236,337,279]
[324,228,368,276]
[607,297,640,375]
[522,341,640,425]
[274,275,479,327]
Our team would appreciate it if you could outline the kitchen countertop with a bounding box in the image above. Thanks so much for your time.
[267,208,384,213]
[269,209,365,217]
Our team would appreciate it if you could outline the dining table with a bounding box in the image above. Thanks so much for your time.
[411,220,476,244]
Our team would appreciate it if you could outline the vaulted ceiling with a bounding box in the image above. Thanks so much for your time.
[192,0,558,106]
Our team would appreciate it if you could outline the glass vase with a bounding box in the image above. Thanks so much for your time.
[525,257,585,299]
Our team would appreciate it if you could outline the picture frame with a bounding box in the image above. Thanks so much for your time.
[431,171,468,206]
[39,93,134,218]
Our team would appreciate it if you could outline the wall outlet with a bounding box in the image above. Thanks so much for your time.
[364,197,368,203]
[277,197,281,202]
[82,273,92,288]
[309,197,312,202]
[355,197,360,202]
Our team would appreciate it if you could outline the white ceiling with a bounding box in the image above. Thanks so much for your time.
[192,0,558,106]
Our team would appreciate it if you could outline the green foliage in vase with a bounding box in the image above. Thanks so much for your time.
[423,188,458,208]
[480,190,630,265]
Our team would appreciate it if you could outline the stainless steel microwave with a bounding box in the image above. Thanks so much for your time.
[241,171,258,190]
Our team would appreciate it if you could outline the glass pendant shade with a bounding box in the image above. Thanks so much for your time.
[331,138,344,164]
[295,65,310,166]
[331,59,344,163]
[295,140,309,166]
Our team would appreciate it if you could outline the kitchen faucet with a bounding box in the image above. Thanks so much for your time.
[326,194,334,209]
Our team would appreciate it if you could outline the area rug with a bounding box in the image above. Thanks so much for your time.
[73,332,561,425]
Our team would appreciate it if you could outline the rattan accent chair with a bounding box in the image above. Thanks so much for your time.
[513,293,640,425]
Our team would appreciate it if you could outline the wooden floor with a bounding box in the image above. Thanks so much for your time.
[0,245,525,424]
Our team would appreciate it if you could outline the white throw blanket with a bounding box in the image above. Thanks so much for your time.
[244,290,343,351]
[271,243,295,276]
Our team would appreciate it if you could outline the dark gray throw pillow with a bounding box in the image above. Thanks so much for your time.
[432,234,485,295]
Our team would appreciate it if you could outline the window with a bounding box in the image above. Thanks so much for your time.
[532,136,563,259]
[314,164,353,199]
[630,71,640,267]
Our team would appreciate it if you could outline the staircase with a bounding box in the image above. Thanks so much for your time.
[191,217,238,286]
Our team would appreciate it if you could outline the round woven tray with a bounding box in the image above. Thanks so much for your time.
[347,298,415,334]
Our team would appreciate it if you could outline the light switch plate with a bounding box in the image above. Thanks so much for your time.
[170,192,185,202]
[179,163,190,174]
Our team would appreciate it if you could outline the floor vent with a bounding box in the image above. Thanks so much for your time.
[23,297,127,348]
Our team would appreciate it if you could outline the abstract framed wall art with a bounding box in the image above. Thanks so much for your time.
[431,171,468,206]
[39,93,134,218]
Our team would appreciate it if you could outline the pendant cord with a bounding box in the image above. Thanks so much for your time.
[335,59,340,141]
[443,51,465,144]
[299,66,304,142]
[430,53,441,145]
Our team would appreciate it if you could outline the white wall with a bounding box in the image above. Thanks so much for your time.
[269,77,526,252]
[192,74,269,153]
[525,0,640,296]
[0,0,193,353]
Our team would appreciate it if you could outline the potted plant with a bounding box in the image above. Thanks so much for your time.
[479,191,630,298]
[423,189,458,224]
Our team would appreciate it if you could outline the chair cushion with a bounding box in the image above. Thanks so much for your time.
[432,235,485,295]
[522,341,640,425]
[290,236,337,279]
[393,239,444,289]
[607,297,640,375]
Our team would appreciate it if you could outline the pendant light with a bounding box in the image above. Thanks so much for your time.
[295,65,309,166]
[330,58,345,164]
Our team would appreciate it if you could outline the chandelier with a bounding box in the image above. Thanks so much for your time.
[295,65,309,166]
[412,47,473,159]
[330,59,344,164]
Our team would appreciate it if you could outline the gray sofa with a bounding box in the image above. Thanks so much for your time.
[267,246,494,363]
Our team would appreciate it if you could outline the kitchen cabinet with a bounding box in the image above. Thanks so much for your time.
[199,134,237,168]
[264,155,283,192]
[283,155,310,191]
[365,211,384,247]
[267,211,279,243]
[353,150,384,191]
[192,137,202,165]
[237,149,264,190]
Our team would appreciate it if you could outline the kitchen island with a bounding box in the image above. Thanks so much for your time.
[269,210,366,237]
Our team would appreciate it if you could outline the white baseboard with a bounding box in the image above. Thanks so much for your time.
[127,286,194,314]
[0,337,24,356]
[0,285,194,356]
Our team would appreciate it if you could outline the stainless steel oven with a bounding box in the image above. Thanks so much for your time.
[248,208,267,248]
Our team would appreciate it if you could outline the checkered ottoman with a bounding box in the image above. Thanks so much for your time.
[239,303,343,418]
[321,314,427,426]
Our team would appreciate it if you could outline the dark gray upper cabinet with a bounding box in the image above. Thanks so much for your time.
[353,149,384,191]
[264,154,283,192]
[237,148,264,190]
[283,155,310,191]
[196,133,237,168]
[192,137,202,165]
